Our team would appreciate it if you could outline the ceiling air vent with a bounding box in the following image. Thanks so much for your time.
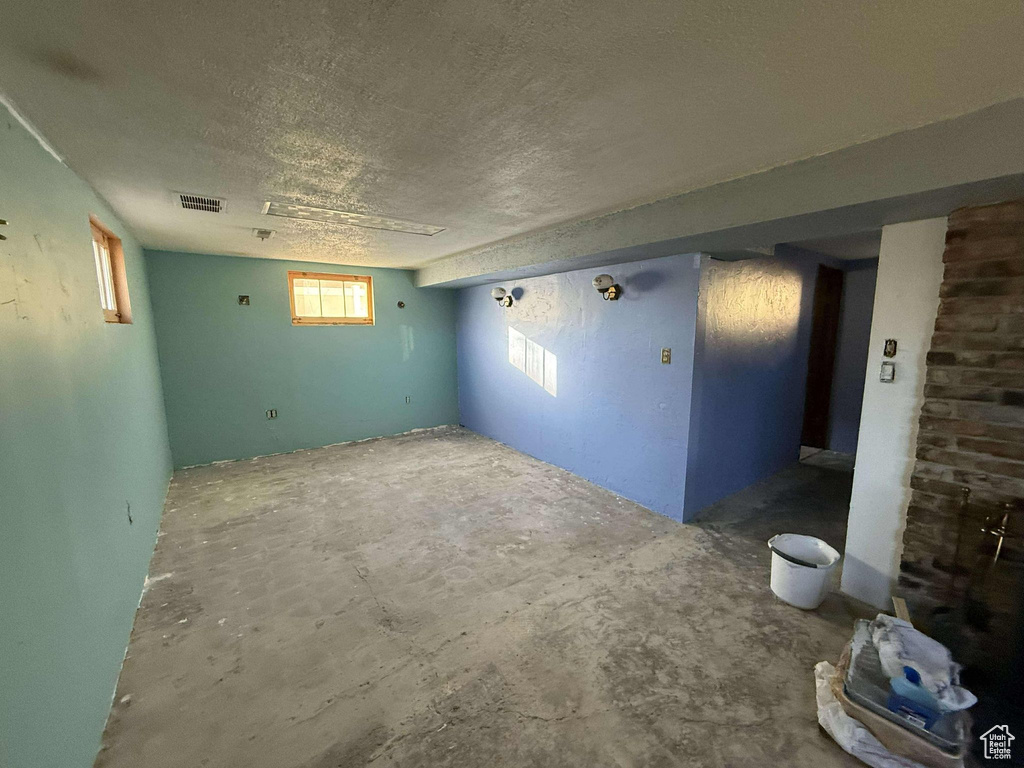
[176,193,226,213]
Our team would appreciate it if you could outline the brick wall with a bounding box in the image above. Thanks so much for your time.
[899,200,1024,676]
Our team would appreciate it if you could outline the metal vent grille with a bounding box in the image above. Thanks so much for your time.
[178,194,224,213]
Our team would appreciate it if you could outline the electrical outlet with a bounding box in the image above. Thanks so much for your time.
[238,295,250,305]
[266,409,278,419]
[661,348,671,364]
[405,396,411,404]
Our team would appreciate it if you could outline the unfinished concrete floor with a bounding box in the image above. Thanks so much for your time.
[98,427,870,768]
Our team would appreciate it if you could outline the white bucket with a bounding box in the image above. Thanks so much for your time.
[767,533,841,610]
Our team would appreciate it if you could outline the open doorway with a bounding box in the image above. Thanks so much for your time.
[797,231,883,481]
[801,264,844,449]
[692,230,881,565]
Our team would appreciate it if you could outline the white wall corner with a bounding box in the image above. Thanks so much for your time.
[840,217,947,609]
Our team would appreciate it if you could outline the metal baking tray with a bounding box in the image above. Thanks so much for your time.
[843,619,965,754]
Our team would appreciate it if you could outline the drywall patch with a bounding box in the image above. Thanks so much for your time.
[142,573,173,593]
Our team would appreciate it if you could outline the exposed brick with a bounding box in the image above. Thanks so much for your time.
[1002,390,1024,407]
[945,467,1024,496]
[958,436,1024,462]
[922,384,1000,402]
[917,432,956,450]
[942,238,1024,264]
[938,296,1024,316]
[918,416,1024,443]
[933,313,1001,333]
[930,332,1024,352]
[910,474,966,498]
[945,222,1024,243]
[998,315,1024,334]
[925,350,1024,370]
[905,200,1024,641]
[915,447,1024,480]
[953,401,1024,426]
[948,200,1024,227]
[925,368,959,385]
[926,351,957,367]
[921,400,955,418]
[957,369,1024,388]
[943,258,1024,281]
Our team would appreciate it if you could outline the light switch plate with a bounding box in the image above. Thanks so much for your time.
[880,362,895,383]
[661,348,671,364]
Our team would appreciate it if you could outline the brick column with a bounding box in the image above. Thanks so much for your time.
[899,200,1024,669]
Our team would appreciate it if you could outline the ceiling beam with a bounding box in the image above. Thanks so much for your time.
[416,98,1024,287]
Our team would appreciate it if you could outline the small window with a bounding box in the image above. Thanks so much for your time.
[288,271,374,326]
[90,217,132,324]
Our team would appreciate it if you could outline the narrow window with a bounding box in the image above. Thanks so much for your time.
[90,217,132,324]
[288,271,374,326]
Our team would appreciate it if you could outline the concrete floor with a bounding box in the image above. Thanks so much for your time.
[693,449,855,568]
[97,427,871,768]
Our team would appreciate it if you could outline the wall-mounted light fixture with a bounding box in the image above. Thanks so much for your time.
[491,287,514,307]
[592,274,621,300]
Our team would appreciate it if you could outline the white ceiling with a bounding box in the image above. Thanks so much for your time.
[2,0,1023,269]
[789,231,883,261]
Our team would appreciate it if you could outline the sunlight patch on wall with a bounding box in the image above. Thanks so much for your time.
[706,262,803,343]
[508,326,556,397]
[508,327,526,371]
[543,350,557,396]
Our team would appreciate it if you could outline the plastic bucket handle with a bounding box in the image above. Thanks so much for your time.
[767,534,823,569]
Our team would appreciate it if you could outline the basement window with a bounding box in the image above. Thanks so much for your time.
[288,271,374,326]
[90,217,132,324]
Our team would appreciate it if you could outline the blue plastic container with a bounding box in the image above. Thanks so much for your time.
[887,666,942,730]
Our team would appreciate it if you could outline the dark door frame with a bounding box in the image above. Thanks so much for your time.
[800,264,844,448]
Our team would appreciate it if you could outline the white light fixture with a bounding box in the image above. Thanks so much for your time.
[491,287,513,307]
[592,274,621,300]
[262,201,444,236]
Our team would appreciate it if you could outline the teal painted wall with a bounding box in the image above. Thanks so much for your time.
[0,105,172,767]
[146,251,460,468]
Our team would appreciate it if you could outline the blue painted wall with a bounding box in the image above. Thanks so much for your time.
[0,104,172,768]
[456,253,701,520]
[828,260,878,453]
[146,251,460,468]
[683,249,825,518]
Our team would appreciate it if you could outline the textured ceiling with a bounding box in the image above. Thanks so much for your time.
[1,0,1023,269]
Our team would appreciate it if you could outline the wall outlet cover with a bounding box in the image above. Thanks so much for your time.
[880,362,895,383]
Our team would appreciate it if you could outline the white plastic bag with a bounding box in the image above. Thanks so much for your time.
[869,614,977,712]
[814,661,933,768]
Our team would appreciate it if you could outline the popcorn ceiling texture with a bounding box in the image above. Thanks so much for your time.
[1,0,1024,275]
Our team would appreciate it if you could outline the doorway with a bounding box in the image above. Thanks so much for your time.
[801,264,844,449]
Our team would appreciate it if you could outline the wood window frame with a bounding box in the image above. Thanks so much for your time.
[287,271,375,326]
[90,216,132,324]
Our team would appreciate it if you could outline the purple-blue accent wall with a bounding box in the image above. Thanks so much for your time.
[683,250,822,517]
[455,247,876,523]
[456,253,701,521]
